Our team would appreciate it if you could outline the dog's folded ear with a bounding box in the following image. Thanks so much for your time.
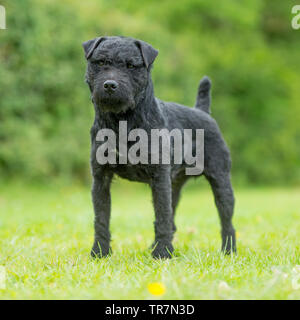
[135,40,158,69]
[82,37,106,60]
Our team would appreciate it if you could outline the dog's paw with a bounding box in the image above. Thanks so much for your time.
[222,245,237,255]
[221,233,236,255]
[151,242,174,259]
[91,242,111,258]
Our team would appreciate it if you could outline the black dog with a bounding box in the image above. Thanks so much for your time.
[82,36,236,259]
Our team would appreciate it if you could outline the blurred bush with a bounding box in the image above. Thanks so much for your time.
[0,0,299,185]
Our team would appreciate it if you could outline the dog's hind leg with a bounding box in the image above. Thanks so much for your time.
[205,172,236,254]
[171,186,181,234]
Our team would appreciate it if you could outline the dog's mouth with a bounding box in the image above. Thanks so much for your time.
[96,94,135,114]
[99,98,135,114]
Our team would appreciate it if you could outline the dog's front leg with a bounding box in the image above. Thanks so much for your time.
[151,166,174,259]
[91,170,113,258]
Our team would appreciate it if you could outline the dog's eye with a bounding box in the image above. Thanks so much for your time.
[127,63,135,69]
[98,60,105,66]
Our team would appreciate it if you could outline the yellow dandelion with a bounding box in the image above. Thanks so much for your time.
[148,282,166,296]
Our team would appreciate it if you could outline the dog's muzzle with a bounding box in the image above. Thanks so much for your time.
[94,84,135,114]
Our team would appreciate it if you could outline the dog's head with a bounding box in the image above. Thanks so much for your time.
[83,36,158,114]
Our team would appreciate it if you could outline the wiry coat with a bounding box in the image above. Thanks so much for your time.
[83,36,236,258]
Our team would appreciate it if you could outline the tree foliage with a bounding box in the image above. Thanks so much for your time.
[0,0,299,184]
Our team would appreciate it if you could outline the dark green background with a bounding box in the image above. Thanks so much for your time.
[0,0,299,185]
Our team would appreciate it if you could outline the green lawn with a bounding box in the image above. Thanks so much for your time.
[0,179,299,299]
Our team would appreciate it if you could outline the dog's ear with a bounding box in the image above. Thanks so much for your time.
[82,37,106,60]
[135,40,158,69]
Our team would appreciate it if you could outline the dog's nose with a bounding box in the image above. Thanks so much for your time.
[103,80,118,93]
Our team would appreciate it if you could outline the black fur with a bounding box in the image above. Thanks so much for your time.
[83,36,236,259]
[195,76,211,114]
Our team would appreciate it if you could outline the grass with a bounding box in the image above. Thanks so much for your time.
[0,179,299,299]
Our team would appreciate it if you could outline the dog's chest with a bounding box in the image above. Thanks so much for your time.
[110,163,152,183]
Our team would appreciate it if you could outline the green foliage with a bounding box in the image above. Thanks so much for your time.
[0,0,299,184]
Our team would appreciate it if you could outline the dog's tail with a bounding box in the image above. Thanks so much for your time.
[195,76,211,114]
